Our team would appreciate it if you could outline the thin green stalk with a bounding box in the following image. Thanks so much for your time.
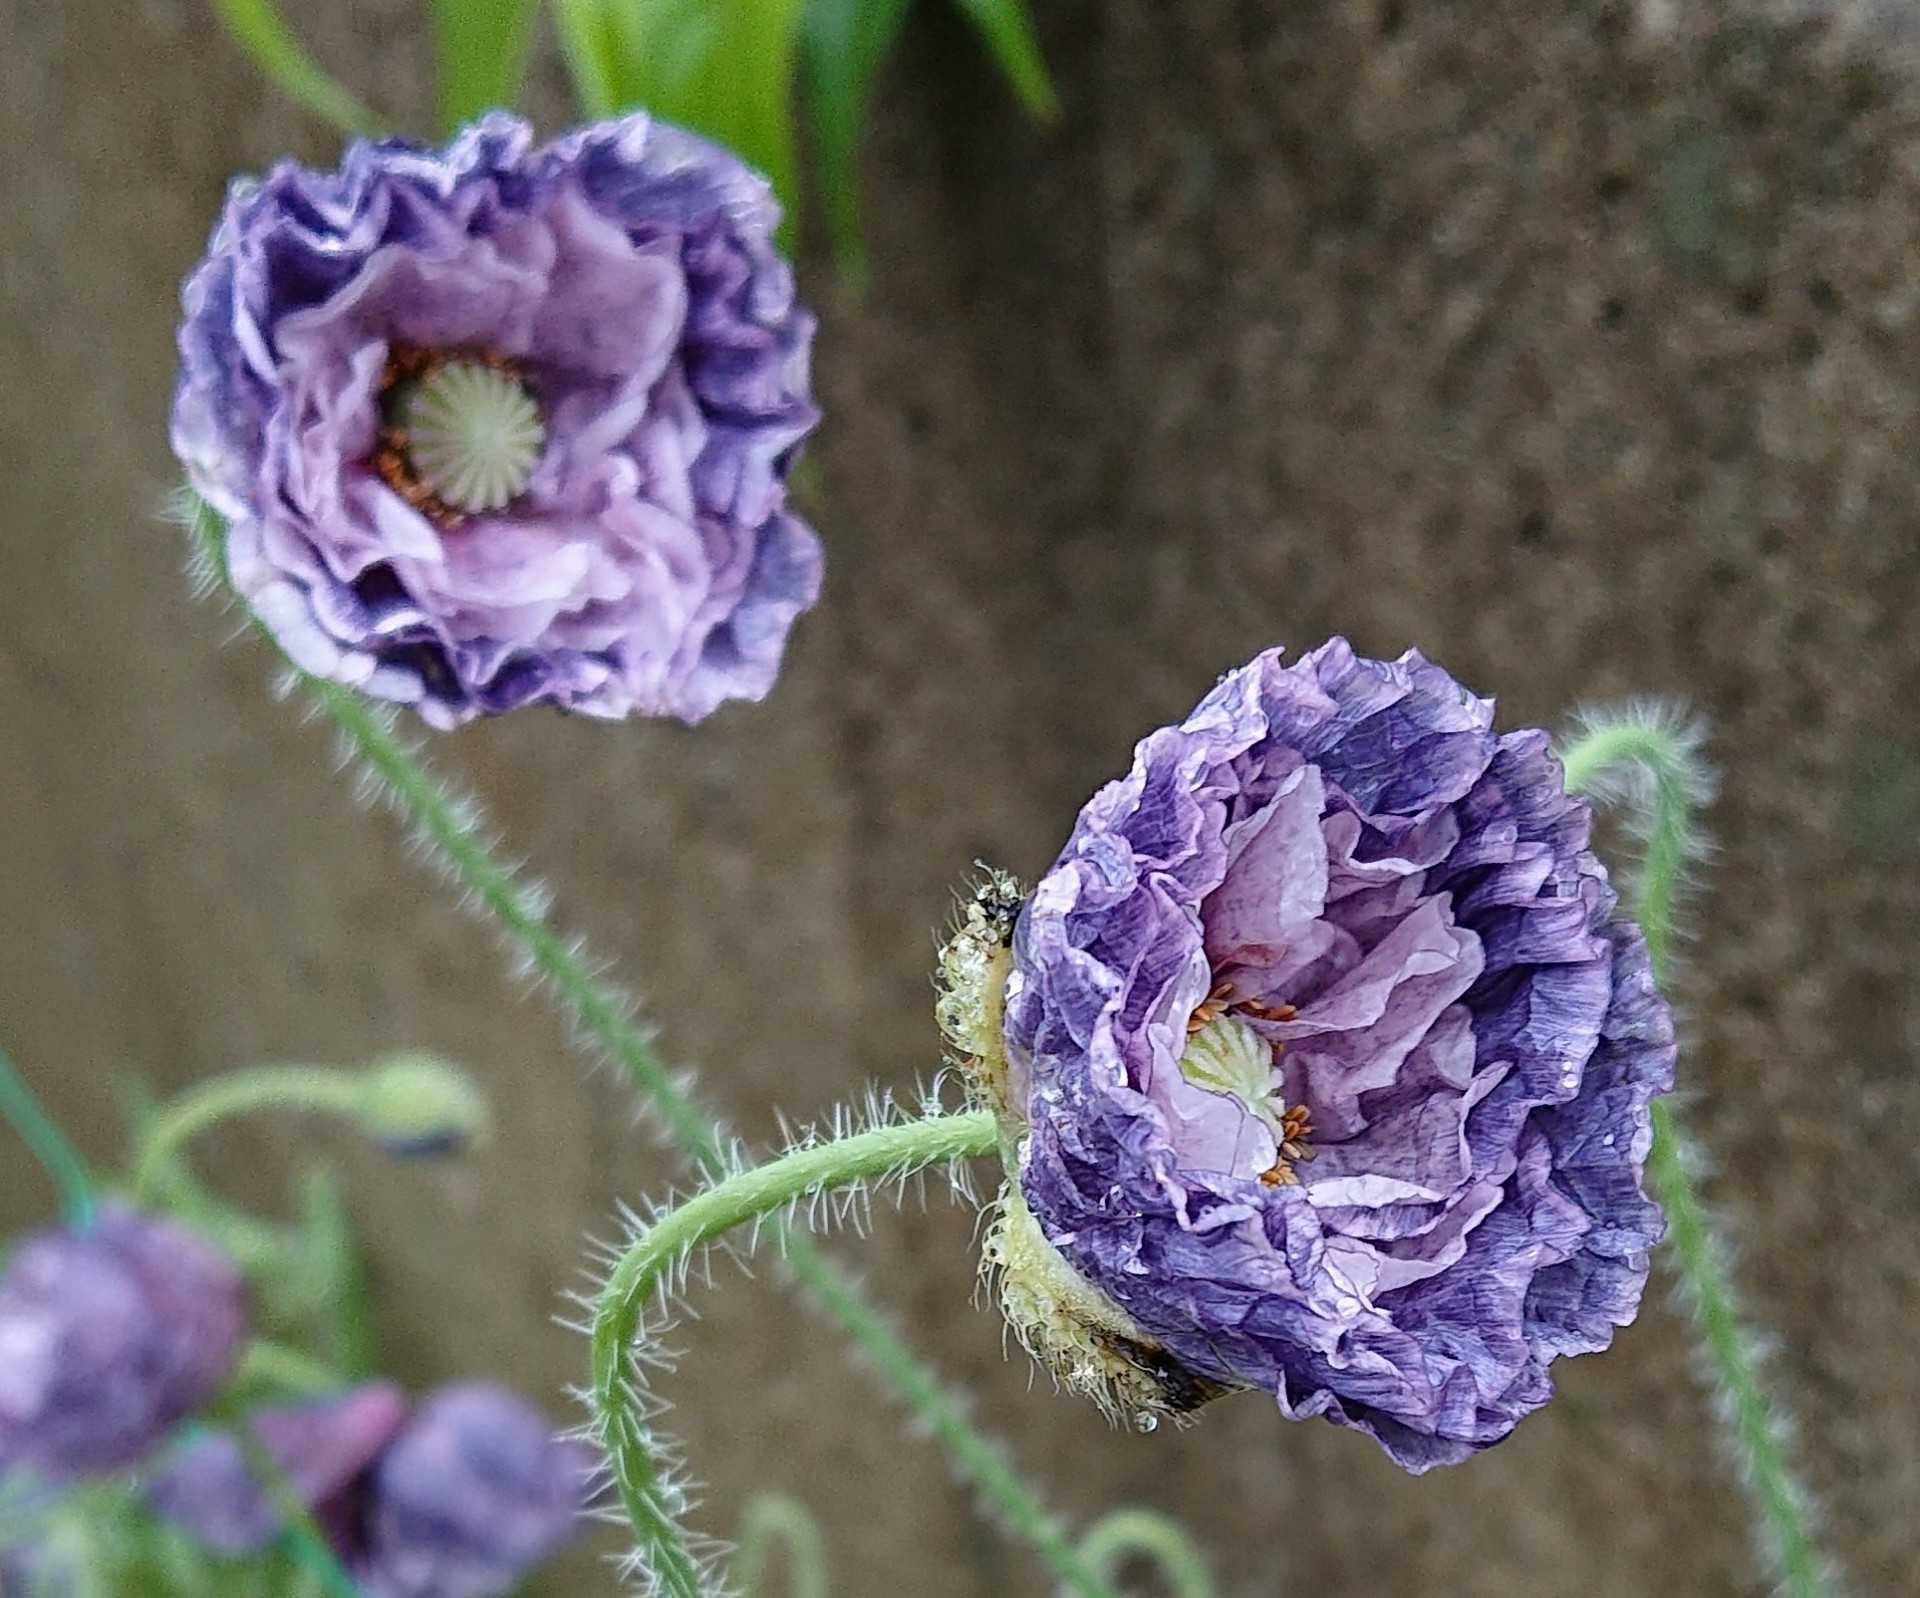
[592,1111,997,1597]
[1079,1509,1218,1598]
[184,498,1120,1598]
[0,1042,95,1228]
[1563,712,1827,1598]
[236,1337,343,1396]
[736,1494,828,1598]
[234,1429,363,1598]
[210,0,380,135]
[133,1065,366,1203]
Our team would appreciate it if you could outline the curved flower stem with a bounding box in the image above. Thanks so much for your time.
[1562,711,1827,1598]
[1077,1509,1219,1598]
[133,1065,367,1203]
[593,1111,998,1597]
[0,1042,95,1228]
[735,1494,829,1598]
[184,497,1122,1598]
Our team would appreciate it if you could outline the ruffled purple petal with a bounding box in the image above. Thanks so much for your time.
[173,111,821,727]
[1007,640,1675,1469]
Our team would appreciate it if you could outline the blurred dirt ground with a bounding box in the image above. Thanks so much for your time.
[0,1,1915,1594]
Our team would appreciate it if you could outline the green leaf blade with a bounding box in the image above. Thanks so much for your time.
[210,0,380,134]
[600,0,809,224]
[952,0,1057,121]
[802,0,913,280]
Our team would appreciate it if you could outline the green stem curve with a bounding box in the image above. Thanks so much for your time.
[735,1494,829,1598]
[0,1042,95,1228]
[185,497,1121,1598]
[134,1065,366,1203]
[1562,712,1827,1598]
[1078,1508,1219,1598]
[592,1111,997,1598]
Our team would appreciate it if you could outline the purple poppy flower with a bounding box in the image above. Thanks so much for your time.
[172,112,822,728]
[145,1383,408,1557]
[0,1209,245,1476]
[997,639,1674,1470]
[361,1384,590,1598]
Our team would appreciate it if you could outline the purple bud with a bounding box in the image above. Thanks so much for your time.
[362,1385,591,1598]
[0,1209,245,1476]
[145,1383,407,1557]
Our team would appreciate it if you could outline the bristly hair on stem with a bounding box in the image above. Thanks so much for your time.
[576,1102,999,1596]
[177,494,1124,1598]
[1561,706,1837,1598]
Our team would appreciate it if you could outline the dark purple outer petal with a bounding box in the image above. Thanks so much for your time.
[0,1209,246,1477]
[171,111,822,728]
[1005,639,1675,1469]
[360,1383,591,1598]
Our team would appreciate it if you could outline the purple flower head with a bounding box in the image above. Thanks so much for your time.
[145,1383,408,1557]
[173,112,822,728]
[0,1209,246,1476]
[1001,640,1675,1470]
[361,1384,591,1598]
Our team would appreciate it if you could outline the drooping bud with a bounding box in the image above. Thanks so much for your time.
[356,1054,490,1158]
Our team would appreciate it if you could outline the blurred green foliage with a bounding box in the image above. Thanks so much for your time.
[210,0,1056,277]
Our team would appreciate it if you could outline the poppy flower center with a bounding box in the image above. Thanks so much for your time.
[374,348,545,521]
[1176,1010,1314,1186]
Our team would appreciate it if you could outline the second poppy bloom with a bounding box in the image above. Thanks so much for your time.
[173,113,821,728]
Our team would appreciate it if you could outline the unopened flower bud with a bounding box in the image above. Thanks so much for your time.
[357,1055,490,1158]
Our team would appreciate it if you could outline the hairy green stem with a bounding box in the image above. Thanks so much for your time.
[1078,1509,1219,1598]
[592,1112,997,1598]
[134,1065,366,1203]
[735,1494,829,1598]
[185,498,1120,1598]
[1563,713,1826,1598]
[0,1042,95,1228]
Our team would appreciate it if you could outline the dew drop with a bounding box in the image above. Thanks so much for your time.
[1133,1411,1160,1434]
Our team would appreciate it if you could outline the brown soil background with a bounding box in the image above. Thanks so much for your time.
[1,2,1915,1594]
